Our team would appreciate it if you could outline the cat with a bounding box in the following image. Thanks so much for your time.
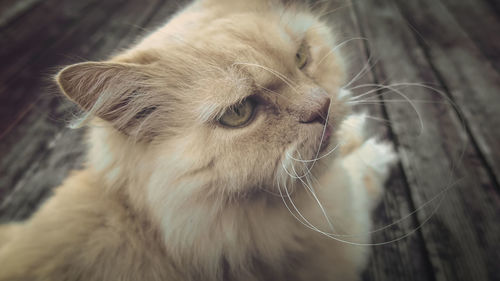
[0,0,397,280]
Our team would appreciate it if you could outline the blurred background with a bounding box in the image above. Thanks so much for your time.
[0,0,499,280]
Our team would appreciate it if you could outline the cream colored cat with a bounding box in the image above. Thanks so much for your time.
[0,0,397,280]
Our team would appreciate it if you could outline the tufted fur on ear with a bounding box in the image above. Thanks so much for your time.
[56,62,160,138]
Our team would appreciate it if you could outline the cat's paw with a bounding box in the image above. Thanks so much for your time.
[357,138,398,181]
[366,139,397,203]
[344,138,397,205]
[338,112,367,156]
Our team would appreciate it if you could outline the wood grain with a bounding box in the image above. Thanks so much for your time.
[0,0,130,135]
[438,0,500,74]
[395,0,500,186]
[322,3,436,281]
[0,0,102,85]
[0,0,187,220]
[0,0,43,28]
[354,0,500,280]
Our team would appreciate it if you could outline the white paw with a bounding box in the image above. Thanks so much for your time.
[356,138,398,180]
[342,112,367,137]
[338,112,368,156]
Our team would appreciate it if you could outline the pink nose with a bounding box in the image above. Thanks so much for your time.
[299,95,331,125]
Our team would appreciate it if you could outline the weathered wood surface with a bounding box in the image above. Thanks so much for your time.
[0,0,185,220]
[353,1,500,281]
[397,0,500,189]
[0,0,499,280]
[0,0,43,28]
[327,4,435,280]
[439,0,500,74]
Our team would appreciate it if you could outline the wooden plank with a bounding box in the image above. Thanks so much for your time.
[0,127,86,222]
[0,0,188,221]
[438,0,500,74]
[353,0,500,281]
[0,0,185,138]
[0,0,161,214]
[0,0,43,28]
[393,0,500,185]
[321,3,435,281]
[482,0,500,19]
[0,0,131,136]
[0,0,101,83]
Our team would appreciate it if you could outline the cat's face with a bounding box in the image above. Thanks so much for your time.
[57,0,348,198]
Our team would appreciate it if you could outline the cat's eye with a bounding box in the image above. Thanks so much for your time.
[295,43,308,69]
[219,99,255,127]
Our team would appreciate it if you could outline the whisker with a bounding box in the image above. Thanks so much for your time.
[347,99,449,105]
[349,84,425,134]
[348,84,411,101]
[232,62,299,93]
[364,115,393,124]
[292,154,336,233]
[286,141,342,164]
[316,2,352,18]
[256,84,305,109]
[333,178,461,238]
[341,54,379,90]
[279,161,462,244]
[316,37,368,67]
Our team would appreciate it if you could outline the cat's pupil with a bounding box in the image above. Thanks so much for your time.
[234,107,240,115]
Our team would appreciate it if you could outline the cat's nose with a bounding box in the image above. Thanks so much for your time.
[299,96,331,125]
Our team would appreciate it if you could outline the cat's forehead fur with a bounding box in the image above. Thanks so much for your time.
[109,1,339,126]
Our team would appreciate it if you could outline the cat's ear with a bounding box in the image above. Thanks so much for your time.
[56,61,158,136]
[56,61,145,113]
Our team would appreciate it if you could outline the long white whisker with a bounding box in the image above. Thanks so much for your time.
[278,153,463,244]
[342,54,378,90]
[347,99,449,105]
[286,141,342,163]
[317,37,368,67]
[233,62,299,94]
[292,154,336,233]
[333,178,461,238]
[351,84,425,133]
[364,115,393,124]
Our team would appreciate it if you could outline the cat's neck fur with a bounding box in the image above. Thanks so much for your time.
[86,121,317,280]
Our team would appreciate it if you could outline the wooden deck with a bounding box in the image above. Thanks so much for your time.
[0,0,499,280]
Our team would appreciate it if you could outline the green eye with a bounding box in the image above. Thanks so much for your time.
[295,43,308,69]
[219,99,255,127]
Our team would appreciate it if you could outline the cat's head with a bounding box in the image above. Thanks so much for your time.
[56,0,349,203]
